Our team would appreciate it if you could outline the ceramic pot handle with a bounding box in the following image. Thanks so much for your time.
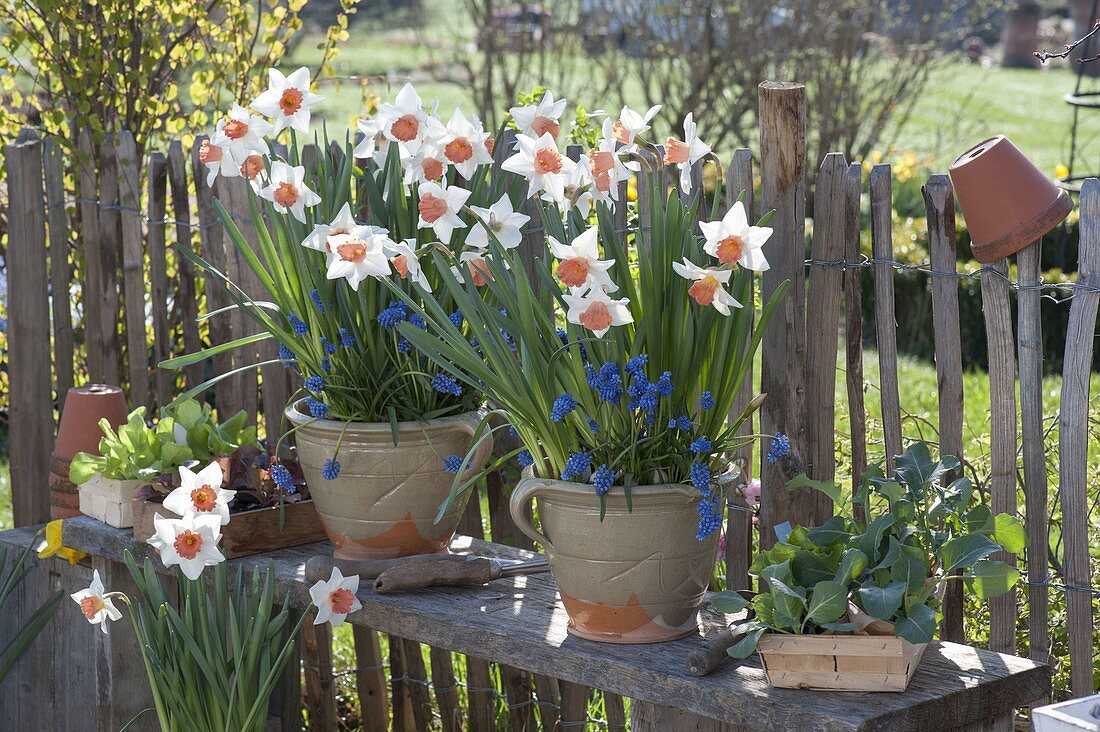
[508,477,554,551]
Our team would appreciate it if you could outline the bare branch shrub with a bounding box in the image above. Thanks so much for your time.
[437,1,996,171]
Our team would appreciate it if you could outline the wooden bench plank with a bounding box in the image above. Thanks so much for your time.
[14,518,1049,732]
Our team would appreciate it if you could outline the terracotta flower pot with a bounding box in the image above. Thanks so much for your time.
[50,385,129,520]
[510,472,727,644]
[949,135,1073,263]
[286,402,493,560]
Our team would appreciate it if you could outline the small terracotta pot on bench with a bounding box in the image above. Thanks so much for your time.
[51,385,129,520]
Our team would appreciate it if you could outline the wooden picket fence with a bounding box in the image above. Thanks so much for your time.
[4,80,1098,729]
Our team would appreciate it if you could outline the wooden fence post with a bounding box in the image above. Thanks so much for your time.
[166,141,204,399]
[842,162,865,504]
[1016,238,1050,677]
[116,132,151,409]
[980,254,1019,684]
[43,137,75,412]
[923,175,966,644]
[758,81,816,545]
[301,616,337,730]
[91,132,124,386]
[352,625,389,731]
[219,176,261,426]
[6,129,53,526]
[1059,178,1100,698]
[869,164,903,471]
[147,151,173,410]
[724,148,755,592]
[191,137,236,417]
[804,153,848,487]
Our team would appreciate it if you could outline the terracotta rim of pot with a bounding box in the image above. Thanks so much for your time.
[54,384,129,461]
[949,135,1073,263]
[970,187,1072,263]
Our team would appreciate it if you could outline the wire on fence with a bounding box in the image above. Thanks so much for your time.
[54,196,1100,303]
[807,256,1100,303]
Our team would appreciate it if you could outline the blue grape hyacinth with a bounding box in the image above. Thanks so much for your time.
[431,373,463,396]
[304,375,325,393]
[561,451,593,481]
[271,463,294,490]
[592,464,615,497]
[306,396,329,419]
[517,450,534,468]
[288,313,308,336]
[700,390,716,410]
[550,393,577,422]
[766,433,791,464]
[322,459,341,480]
[442,454,463,473]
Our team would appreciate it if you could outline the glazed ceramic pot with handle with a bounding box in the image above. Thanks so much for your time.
[509,470,729,644]
[286,401,493,560]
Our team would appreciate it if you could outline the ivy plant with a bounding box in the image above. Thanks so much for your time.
[711,442,1025,657]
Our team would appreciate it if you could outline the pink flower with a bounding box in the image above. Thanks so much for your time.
[742,478,761,507]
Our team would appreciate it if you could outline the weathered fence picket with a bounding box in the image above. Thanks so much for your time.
[43,137,75,412]
[758,81,818,547]
[842,162,866,503]
[724,147,755,594]
[6,132,52,526]
[1016,239,1050,677]
[870,164,903,474]
[804,152,847,486]
[981,257,1019,673]
[1060,179,1100,699]
[166,140,204,400]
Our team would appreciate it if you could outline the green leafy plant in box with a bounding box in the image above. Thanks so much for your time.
[68,407,193,485]
[69,402,255,485]
[711,442,1025,657]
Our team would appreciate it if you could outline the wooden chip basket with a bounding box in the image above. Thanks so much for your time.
[757,634,926,692]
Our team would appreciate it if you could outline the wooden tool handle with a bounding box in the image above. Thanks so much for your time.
[304,554,457,584]
[373,556,495,594]
[686,630,738,677]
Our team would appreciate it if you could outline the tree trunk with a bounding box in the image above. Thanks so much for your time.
[1002,2,1041,68]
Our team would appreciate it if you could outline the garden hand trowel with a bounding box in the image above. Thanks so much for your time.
[304,554,550,594]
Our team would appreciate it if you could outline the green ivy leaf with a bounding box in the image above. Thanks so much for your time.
[806,580,849,626]
[726,627,766,659]
[940,533,1000,572]
[710,591,750,614]
[856,581,906,620]
[834,548,869,585]
[893,603,937,644]
[807,515,852,547]
[990,514,1026,554]
[964,559,1021,599]
[786,473,845,506]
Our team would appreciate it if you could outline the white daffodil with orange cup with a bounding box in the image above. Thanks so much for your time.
[69,459,364,730]
[170,77,532,562]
